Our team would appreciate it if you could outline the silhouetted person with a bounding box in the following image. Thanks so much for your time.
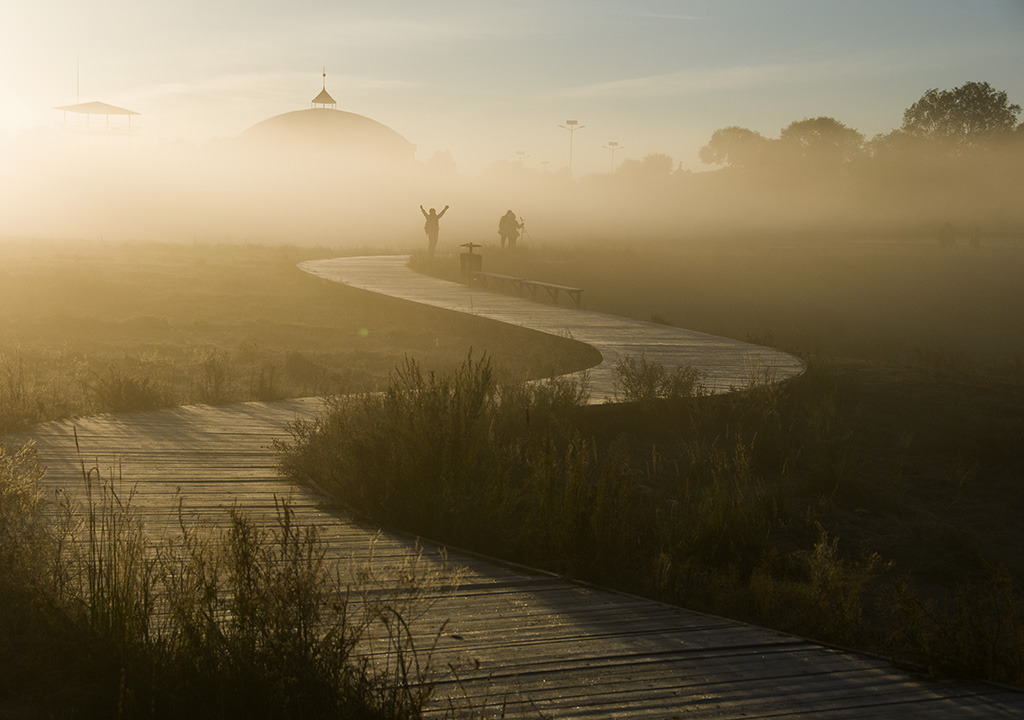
[498,210,521,248]
[420,204,449,255]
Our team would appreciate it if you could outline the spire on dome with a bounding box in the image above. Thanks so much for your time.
[312,68,337,109]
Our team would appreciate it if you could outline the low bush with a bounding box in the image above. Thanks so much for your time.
[280,353,590,546]
[93,364,168,413]
[612,353,706,402]
[0,352,46,432]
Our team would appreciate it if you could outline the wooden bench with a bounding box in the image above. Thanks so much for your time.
[472,271,525,295]
[472,272,584,309]
[522,280,584,309]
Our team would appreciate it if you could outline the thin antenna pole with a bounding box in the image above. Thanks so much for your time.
[559,120,585,175]
[604,141,623,172]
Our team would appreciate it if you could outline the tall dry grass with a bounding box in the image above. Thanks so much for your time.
[0,440,458,719]
[0,241,600,434]
[279,352,1024,688]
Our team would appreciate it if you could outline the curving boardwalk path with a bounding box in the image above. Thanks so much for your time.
[11,256,1024,718]
[299,255,806,400]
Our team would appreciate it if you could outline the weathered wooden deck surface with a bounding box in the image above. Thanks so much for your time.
[298,255,806,401]
[12,255,1024,717]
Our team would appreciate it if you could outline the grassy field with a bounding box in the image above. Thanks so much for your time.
[0,240,598,432]
[0,241,594,717]
[285,237,1024,687]
[5,236,1023,692]
[474,238,1024,375]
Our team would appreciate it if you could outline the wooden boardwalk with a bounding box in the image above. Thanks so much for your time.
[298,255,806,401]
[11,255,1024,718]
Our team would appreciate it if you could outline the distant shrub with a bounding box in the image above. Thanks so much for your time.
[747,530,888,646]
[190,347,233,405]
[0,352,42,432]
[92,365,167,413]
[247,363,281,401]
[612,354,706,402]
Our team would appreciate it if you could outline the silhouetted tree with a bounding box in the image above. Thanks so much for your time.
[699,126,772,168]
[898,81,1022,150]
[779,117,864,170]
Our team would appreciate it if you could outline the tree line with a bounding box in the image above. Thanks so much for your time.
[575,82,1022,240]
[698,81,1022,172]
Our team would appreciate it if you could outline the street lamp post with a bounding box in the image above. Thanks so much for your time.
[559,120,584,174]
[604,141,623,172]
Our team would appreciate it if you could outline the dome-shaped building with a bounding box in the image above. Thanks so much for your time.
[238,72,415,165]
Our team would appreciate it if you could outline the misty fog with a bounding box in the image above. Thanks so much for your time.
[2,86,1023,249]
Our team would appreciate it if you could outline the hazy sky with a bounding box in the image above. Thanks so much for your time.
[3,1,1023,175]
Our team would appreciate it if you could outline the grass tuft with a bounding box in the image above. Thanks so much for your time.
[612,353,706,403]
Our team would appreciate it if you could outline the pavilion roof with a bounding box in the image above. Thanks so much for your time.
[312,88,336,106]
[53,101,140,116]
